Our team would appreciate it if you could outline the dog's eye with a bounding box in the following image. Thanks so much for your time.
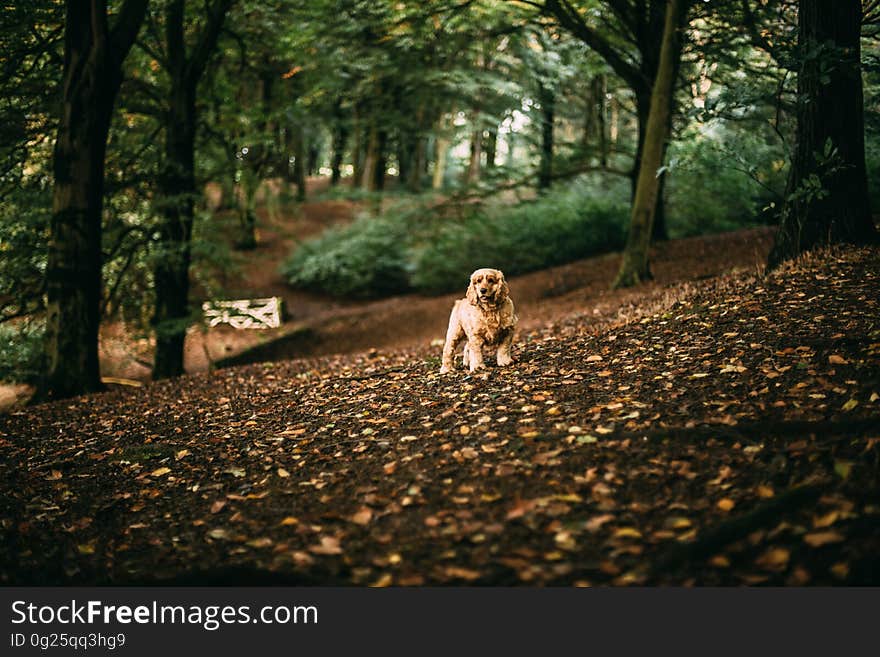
[487,277,496,284]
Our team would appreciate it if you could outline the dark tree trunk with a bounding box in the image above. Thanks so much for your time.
[306,139,319,176]
[397,132,412,187]
[351,109,365,188]
[152,0,233,380]
[583,74,607,166]
[42,0,148,400]
[408,136,425,192]
[538,82,555,191]
[769,0,876,267]
[153,97,195,379]
[330,120,348,186]
[484,127,497,170]
[291,123,307,201]
[372,128,388,192]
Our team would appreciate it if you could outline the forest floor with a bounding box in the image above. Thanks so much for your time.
[1,243,878,586]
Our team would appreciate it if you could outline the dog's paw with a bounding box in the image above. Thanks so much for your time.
[496,353,513,367]
[439,365,452,374]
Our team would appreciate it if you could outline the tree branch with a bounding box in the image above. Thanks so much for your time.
[108,0,150,67]
[538,0,642,87]
[186,0,236,89]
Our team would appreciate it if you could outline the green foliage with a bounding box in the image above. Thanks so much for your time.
[409,187,628,293]
[665,122,787,238]
[0,322,44,384]
[0,182,50,323]
[281,213,410,298]
[282,181,628,298]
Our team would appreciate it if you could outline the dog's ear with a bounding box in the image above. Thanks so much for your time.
[499,271,509,299]
[466,277,479,305]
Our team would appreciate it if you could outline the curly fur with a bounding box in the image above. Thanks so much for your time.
[439,268,518,374]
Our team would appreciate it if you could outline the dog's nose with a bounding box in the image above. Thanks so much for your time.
[480,288,488,294]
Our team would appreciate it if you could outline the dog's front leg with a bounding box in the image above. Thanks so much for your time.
[496,328,514,367]
[440,316,464,374]
[466,338,485,372]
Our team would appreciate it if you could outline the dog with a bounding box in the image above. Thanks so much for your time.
[439,268,517,374]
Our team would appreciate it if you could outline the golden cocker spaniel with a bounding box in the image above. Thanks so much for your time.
[439,268,517,374]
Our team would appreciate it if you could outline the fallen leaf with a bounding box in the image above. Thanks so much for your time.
[584,514,614,533]
[841,399,859,412]
[812,511,839,528]
[351,507,373,526]
[310,536,343,555]
[755,547,790,571]
[370,573,393,587]
[150,467,171,477]
[803,531,844,548]
[444,566,481,581]
[612,527,642,540]
[717,498,735,512]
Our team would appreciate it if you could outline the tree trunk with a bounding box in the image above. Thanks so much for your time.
[372,128,388,192]
[153,97,195,379]
[768,0,876,267]
[236,165,258,250]
[42,0,148,400]
[306,138,319,176]
[614,0,687,288]
[153,0,233,380]
[408,135,425,192]
[583,74,607,166]
[632,88,674,243]
[330,120,348,186]
[538,82,555,191]
[466,127,482,184]
[361,125,377,191]
[484,127,498,170]
[433,136,449,190]
[291,123,307,201]
[397,132,412,187]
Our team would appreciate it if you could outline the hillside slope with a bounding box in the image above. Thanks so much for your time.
[1,246,878,585]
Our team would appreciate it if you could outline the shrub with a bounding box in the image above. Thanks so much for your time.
[281,181,629,297]
[409,191,628,293]
[665,123,786,238]
[0,322,43,384]
[280,213,410,298]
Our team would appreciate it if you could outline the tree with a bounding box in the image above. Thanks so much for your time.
[42,0,149,399]
[151,0,235,380]
[768,0,877,267]
[535,0,688,240]
[613,0,689,288]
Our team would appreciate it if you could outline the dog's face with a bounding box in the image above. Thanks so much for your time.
[467,268,508,306]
